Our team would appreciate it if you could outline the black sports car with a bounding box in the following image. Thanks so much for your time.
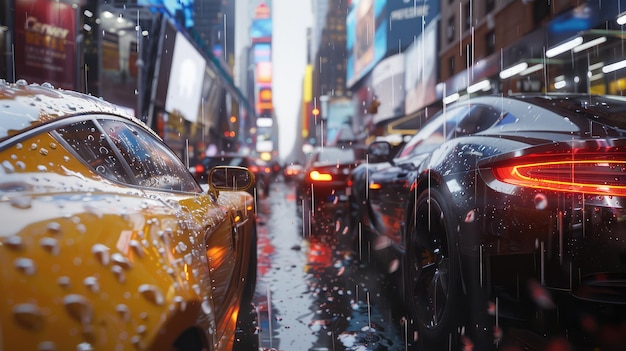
[348,94,626,350]
[298,145,366,236]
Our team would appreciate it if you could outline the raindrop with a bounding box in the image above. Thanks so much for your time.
[130,335,143,349]
[202,298,212,314]
[4,235,24,251]
[10,197,32,209]
[38,341,56,351]
[111,265,125,284]
[76,342,94,351]
[464,209,476,223]
[1,160,15,173]
[14,257,36,275]
[138,284,164,306]
[534,193,548,210]
[47,222,62,234]
[173,296,186,312]
[388,258,399,273]
[115,304,130,322]
[58,276,71,289]
[136,324,147,335]
[13,303,44,330]
[40,237,60,255]
[129,240,144,258]
[112,253,132,270]
[63,294,93,324]
[39,148,49,156]
[83,276,99,293]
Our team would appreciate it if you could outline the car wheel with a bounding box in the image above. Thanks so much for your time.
[406,187,462,349]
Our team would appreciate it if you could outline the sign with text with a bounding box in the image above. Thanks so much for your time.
[14,0,77,89]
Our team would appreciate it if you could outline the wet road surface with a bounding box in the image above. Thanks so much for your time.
[234,179,411,351]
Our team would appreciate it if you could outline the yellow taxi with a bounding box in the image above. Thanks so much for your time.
[0,80,257,351]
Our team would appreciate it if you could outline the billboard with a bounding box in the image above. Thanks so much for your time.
[404,18,439,114]
[164,31,206,122]
[251,3,272,44]
[346,0,387,88]
[253,43,271,63]
[371,54,404,125]
[138,0,195,27]
[387,0,439,53]
[14,0,76,90]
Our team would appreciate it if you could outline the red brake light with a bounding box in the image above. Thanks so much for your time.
[249,165,259,173]
[309,170,333,182]
[194,164,205,175]
[491,152,626,196]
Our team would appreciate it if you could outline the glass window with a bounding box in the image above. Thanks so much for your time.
[313,147,355,164]
[99,119,201,193]
[396,105,470,159]
[454,105,502,136]
[56,119,132,183]
[447,16,455,43]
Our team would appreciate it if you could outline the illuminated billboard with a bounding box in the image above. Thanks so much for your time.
[346,0,387,88]
[253,43,271,63]
[14,0,76,90]
[404,18,439,114]
[387,0,438,52]
[164,31,206,122]
[138,0,195,27]
[251,3,272,44]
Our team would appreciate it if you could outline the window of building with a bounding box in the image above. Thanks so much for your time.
[486,30,496,56]
[464,43,473,69]
[486,0,495,13]
[449,56,455,77]
[447,16,455,43]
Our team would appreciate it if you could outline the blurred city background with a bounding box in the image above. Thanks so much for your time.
[1,0,625,164]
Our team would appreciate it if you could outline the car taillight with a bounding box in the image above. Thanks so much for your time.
[309,170,333,182]
[194,164,205,175]
[491,152,626,196]
[249,165,259,173]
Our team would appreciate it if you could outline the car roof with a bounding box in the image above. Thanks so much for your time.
[0,80,143,143]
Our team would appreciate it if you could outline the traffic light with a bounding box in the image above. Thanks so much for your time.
[312,107,320,116]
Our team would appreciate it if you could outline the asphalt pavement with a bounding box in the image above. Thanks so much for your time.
[234,178,410,351]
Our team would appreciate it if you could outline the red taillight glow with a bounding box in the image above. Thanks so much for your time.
[492,155,626,196]
[309,170,333,182]
[194,164,205,175]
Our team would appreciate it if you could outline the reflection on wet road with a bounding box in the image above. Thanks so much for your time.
[235,179,408,351]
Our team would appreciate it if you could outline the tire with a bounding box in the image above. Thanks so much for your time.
[405,187,462,350]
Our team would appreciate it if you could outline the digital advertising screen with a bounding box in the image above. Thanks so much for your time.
[164,31,206,122]
[346,0,387,88]
[13,0,76,90]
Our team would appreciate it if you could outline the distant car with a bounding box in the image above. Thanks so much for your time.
[283,163,304,183]
[298,144,365,236]
[0,80,258,351]
[350,94,626,350]
[190,153,271,196]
